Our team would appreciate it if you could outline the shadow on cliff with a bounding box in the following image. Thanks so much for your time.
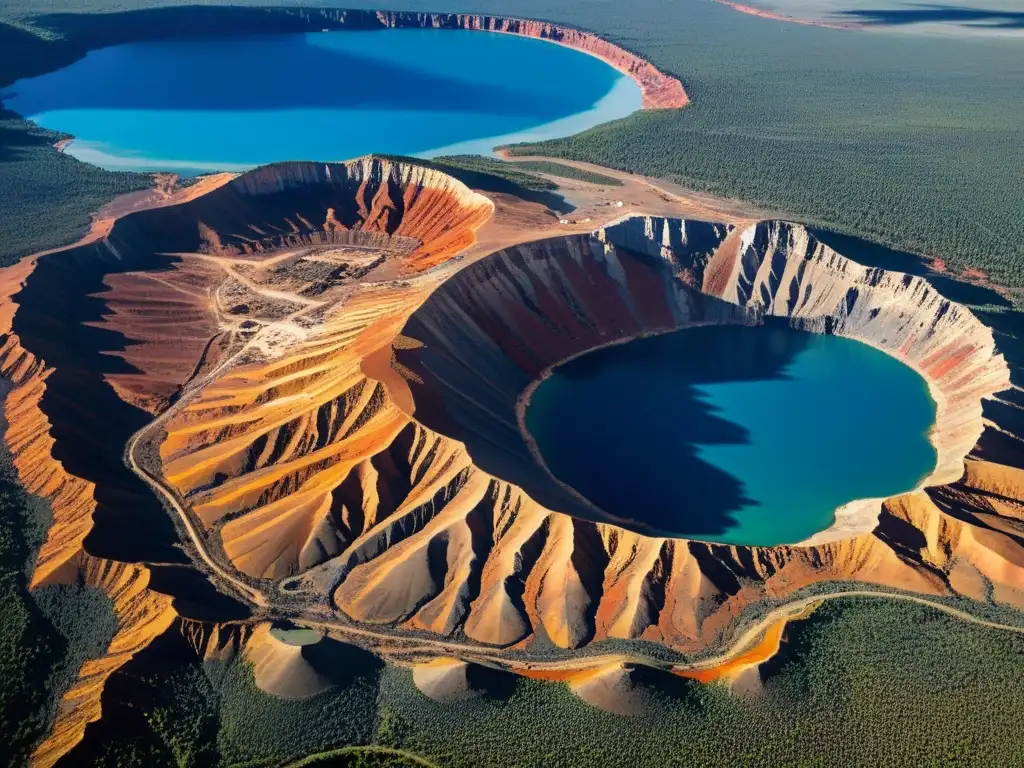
[811,229,1013,309]
[839,4,1024,29]
[59,626,221,766]
[524,322,811,538]
[973,307,1024,469]
[11,243,190,568]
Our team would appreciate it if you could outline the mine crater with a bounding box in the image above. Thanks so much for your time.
[6,159,1021,767]
[393,216,1009,545]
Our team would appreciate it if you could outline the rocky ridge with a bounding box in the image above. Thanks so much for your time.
[370,11,689,109]
[0,161,1020,762]
[270,8,688,110]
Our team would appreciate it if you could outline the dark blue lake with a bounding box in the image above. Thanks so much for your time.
[1,29,640,173]
[525,325,937,545]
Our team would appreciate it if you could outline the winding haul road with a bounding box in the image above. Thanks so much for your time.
[125,349,270,609]
[116,159,1024,678]
[125,369,1024,675]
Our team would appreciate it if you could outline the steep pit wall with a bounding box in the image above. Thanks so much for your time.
[0,156,491,765]
[394,216,1010,545]
[155,159,494,580]
[150,199,1019,664]
[298,217,1020,659]
[368,11,688,110]
[10,159,1016,720]
[695,220,1011,542]
[1,156,492,583]
[394,219,738,536]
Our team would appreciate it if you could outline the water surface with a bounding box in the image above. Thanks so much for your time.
[525,325,937,545]
[1,29,641,173]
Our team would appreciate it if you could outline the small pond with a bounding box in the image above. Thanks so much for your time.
[525,324,937,545]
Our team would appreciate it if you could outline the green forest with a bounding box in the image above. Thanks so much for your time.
[0,401,121,767]
[2,0,1023,291]
[0,108,151,266]
[24,595,1024,768]
[510,160,622,187]
[371,598,1024,768]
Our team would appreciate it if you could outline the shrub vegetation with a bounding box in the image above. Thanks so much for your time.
[372,598,1024,768]
[511,160,622,187]
[44,596,1024,767]
[1,1,1021,287]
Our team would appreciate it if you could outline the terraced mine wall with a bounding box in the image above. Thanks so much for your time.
[0,158,492,765]
[396,217,1010,544]
[10,7,686,110]
[315,214,1022,661]
[0,156,490,584]
[396,219,741,536]
[2,160,1022,761]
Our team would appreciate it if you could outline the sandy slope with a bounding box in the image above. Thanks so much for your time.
[1,158,1022,761]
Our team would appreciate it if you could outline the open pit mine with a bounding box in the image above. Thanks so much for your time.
[2,157,1022,765]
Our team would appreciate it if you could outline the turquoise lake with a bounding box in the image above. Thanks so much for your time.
[525,325,937,545]
[0,29,641,174]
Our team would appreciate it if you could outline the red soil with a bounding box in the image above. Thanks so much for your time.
[375,12,688,110]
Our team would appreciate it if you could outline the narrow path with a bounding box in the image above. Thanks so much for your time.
[283,745,441,768]
[124,332,270,608]
[495,152,772,224]
[192,252,326,308]
[288,588,1024,676]
[108,159,1024,678]
[126,347,1024,676]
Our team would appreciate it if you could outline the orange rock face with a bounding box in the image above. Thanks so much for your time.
[149,170,1019,669]
[2,158,1022,757]
[30,558,176,768]
[370,12,689,110]
[0,177,239,766]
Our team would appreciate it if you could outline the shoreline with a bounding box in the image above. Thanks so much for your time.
[513,317,946,549]
[713,0,860,30]
[13,15,669,176]
[371,11,688,110]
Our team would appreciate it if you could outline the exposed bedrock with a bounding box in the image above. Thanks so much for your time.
[367,11,688,110]
[0,157,492,766]
[395,216,1010,544]
[2,156,491,582]
[5,160,1022,756]
[139,175,1021,663]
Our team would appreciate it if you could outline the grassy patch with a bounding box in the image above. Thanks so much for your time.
[511,160,623,186]
[427,155,556,193]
